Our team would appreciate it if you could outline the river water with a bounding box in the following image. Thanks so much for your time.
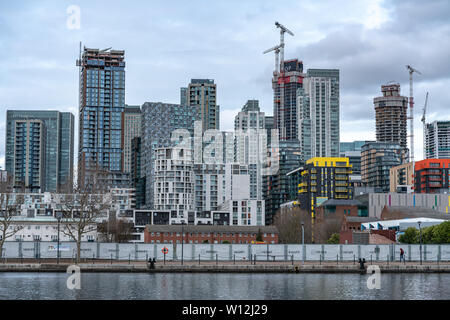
[0,273,448,300]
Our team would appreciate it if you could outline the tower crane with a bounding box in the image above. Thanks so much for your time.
[421,92,429,159]
[275,22,294,140]
[275,21,294,72]
[263,44,283,75]
[406,64,422,164]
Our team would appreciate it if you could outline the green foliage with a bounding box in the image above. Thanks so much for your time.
[222,240,230,244]
[432,221,450,244]
[399,227,419,244]
[327,233,340,244]
[422,225,436,244]
[202,240,209,244]
[399,222,450,244]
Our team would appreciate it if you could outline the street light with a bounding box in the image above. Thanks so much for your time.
[301,222,305,265]
[56,211,62,264]
[181,221,185,266]
[418,221,422,265]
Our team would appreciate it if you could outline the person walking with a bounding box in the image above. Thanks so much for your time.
[400,248,405,262]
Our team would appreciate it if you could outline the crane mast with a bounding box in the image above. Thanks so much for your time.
[421,92,429,159]
[406,64,421,164]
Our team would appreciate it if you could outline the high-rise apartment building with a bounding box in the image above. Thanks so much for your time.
[141,102,197,209]
[298,69,340,161]
[77,47,126,188]
[361,141,406,193]
[374,84,408,150]
[154,147,194,212]
[425,121,450,159]
[185,79,219,132]
[262,140,302,225]
[193,163,251,213]
[5,110,74,192]
[273,59,305,141]
[11,120,46,192]
[234,100,268,199]
[122,105,141,173]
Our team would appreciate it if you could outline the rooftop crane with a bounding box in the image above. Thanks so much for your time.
[263,44,283,75]
[275,21,294,72]
[421,92,429,159]
[406,64,422,164]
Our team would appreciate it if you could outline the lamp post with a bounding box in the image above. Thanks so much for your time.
[418,221,422,265]
[181,222,185,266]
[301,222,305,265]
[56,211,62,265]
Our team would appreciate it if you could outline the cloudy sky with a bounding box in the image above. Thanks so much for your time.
[1,0,449,169]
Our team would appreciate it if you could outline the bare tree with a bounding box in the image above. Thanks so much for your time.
[273,207,312,244]
[314,216,342,244]
[57,169,111,263]
[0,193,24,258]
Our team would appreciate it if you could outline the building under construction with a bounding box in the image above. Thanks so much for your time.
[273,59,305,141]
[77,47,126,189]
[374,84,408,151]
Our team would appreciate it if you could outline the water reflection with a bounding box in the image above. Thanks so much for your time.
[0,273,448,300]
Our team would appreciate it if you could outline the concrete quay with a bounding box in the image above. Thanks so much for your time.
[1,261,450,273]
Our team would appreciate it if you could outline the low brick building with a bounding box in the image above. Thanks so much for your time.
[144,225,279,244]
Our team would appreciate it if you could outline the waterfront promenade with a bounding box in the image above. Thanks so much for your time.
[1,260,449,273]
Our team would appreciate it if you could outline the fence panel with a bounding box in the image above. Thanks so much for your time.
[424,245,439,261]
[155,243,175,261]
[79,242,97,259]
[2,242,19,258]
[21,242,38,259]
[268,245,285,261]
[99,243,118,260]
[174,243,194,261]
[40,242,59,259]
[442,245,450,261]
[286,245,303,261]
[305,245,322,261]
[360,245,390,261]
[251,244,271,261]
[231,244,249,261]
[136,243,153,260]
[213,244,231,261]
[322,245,340,261]
[117,243,135,261]
[341,245,359,261]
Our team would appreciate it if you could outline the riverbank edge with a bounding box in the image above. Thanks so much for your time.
[1,264,450,273]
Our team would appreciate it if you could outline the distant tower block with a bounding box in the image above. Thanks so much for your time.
[374,84,409,151]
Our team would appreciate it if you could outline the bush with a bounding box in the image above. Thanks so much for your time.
[327,233,340,244]
[432,221,450,244]
[399,227,419,244]
[222,240,230,244]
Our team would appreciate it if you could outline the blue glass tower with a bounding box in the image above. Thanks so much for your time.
[77,47,126,188]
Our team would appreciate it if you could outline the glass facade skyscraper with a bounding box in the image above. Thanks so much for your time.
[5,110,74,192]
[77,47,126,188]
